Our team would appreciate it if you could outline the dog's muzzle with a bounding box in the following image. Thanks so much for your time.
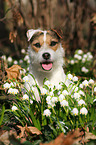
[40,52,53,71]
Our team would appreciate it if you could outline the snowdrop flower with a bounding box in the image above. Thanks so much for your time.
[74,87,78,92]
[46,96,51,103]
[23,76,29,82]
[30,100,33,104]
[3,82,10,89]
[24,55,29,61]
[21,49,26,54]
[79,90,84,96]
[60,100,68,107]
[93,99,96,102]
[8,88,19,94]
[82,58,86,63]
[59,94,65,102]
[51,97,58,103]
[94,87,96,92]
[89,79,94,84]
[10,82,16,87]
[12,106,18,111]
[70,60,75,65]
[79,84,83,89]
[56,84,62,90]
[19,59,23,64]
[2,55,6,61]
[78,99,85,106]
[62,90,69,96]
[87,52,93,59]
[23,94,29,100]
[73,76,78,82]
[73,93,81,100]
[74,54,80,59]
[7,56,12,63]
[13,60,18,64]
[77,50,83,55]
[43,109,51,117]
[80,107,88,115]
[67,74,73,80]
[81,67,89,73]
[83,54,87,59]
[72,108,78,116]
[44,80,51,87]
[41,88,48,95]
[82,80,89,87]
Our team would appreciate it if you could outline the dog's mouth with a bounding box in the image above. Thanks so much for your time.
[40,61,53,71]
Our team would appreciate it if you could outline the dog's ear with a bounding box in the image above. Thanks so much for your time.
[51,29,62,40]
[26,29,41,41]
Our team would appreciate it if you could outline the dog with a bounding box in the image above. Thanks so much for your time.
[24,29,70,101]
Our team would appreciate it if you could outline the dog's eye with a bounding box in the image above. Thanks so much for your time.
[34,43,41,48]
[50,41,57,46]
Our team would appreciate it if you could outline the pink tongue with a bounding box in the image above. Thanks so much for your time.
[42,63,52,71]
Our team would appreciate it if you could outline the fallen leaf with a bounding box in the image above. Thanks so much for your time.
[5,65,22,82]
[40,129,83,145]
[17,125,25,138]
[25,124,42,135]
[82,132,96,144]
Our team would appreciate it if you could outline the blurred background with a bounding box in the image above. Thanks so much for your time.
[0,0,96,56]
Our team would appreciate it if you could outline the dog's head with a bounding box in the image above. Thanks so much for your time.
[27,29,64,72]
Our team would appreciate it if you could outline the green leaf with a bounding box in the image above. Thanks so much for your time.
[0,104,5,126]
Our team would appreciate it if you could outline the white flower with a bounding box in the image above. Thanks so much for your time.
[59,94,65,102]
[94,87,96,92]
[41,88,48,95]
[73,93,81,99]
[21,49,26,54]
[89,79,94,84]
[77,50,83,55]
[73,76,78,82]
[44,80,51,86]
[43,109,51,117]
[13,60,18,64]
[23,94,29,100]
[3,83,10,89]
[56,84,62,90]
[82,80,89,87]
[7,56,12,63]
[12,106,18,111]
[93,99,96,102]
[79,84,83,89]
[60,100,68,107]
[83,54,87,59]
[2,55,6,61]
[8,88,19,94]
[46,96,51,103]
[79,90,84,96]
[24,55,29,61]
[23,76,29,82]
[51,97,58,103]
[62,90,69,96]
[78,99,85,106]
[10,82,16,87]
[19,59,23,63]
[30,100,33,104]
[67,74,73,80]
[70,60,75,65]
[72,108,78,116]
[81,67,89,73]
[82,58,86,63]
[80,107,88,115]
[74,87,78,92]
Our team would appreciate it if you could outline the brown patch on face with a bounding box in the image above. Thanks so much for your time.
[30,30,61,52]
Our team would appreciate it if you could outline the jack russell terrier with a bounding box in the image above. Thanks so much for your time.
[24,29,70,101]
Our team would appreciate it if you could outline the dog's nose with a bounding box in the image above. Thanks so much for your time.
[42,53,50,60]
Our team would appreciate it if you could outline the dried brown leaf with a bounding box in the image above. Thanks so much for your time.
[82,132,96,144]
[5,65,22,82]
[25,124,42,135]
[40,130,83,145]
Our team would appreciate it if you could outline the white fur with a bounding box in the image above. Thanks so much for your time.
[25,29,70,101]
